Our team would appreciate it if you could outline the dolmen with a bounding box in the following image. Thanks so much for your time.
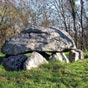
[1,27,84,70]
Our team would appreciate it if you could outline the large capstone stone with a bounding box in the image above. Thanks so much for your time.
[23,52,48,70]
[3,54,27,70]
[49,52,69,63]
[2,27,76,55]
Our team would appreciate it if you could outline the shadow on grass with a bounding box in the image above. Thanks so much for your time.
[84,55,88,59]
[0,52,5,64]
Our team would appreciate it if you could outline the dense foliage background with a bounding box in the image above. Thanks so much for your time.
[0,0,88,50]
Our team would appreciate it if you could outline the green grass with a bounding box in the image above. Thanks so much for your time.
[0,52,5,57]
[84,51,88,56]
[0,60,88,88]
[25,53,31,57]
[0,51,88,88]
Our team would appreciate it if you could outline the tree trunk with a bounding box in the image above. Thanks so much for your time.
[69,0,77,47]
[80,0,85,50]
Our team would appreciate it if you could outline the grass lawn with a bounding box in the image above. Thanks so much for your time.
[0,52,5,57]
[0,51,88,88]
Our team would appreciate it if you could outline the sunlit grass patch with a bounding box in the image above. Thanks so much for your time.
[0,52,5,57]
[0,51,88,88]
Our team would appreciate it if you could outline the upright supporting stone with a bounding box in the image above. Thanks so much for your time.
[49,52,69,63]
[23,52,48,70]
[3,54,27,70]
[69,49,84,62]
